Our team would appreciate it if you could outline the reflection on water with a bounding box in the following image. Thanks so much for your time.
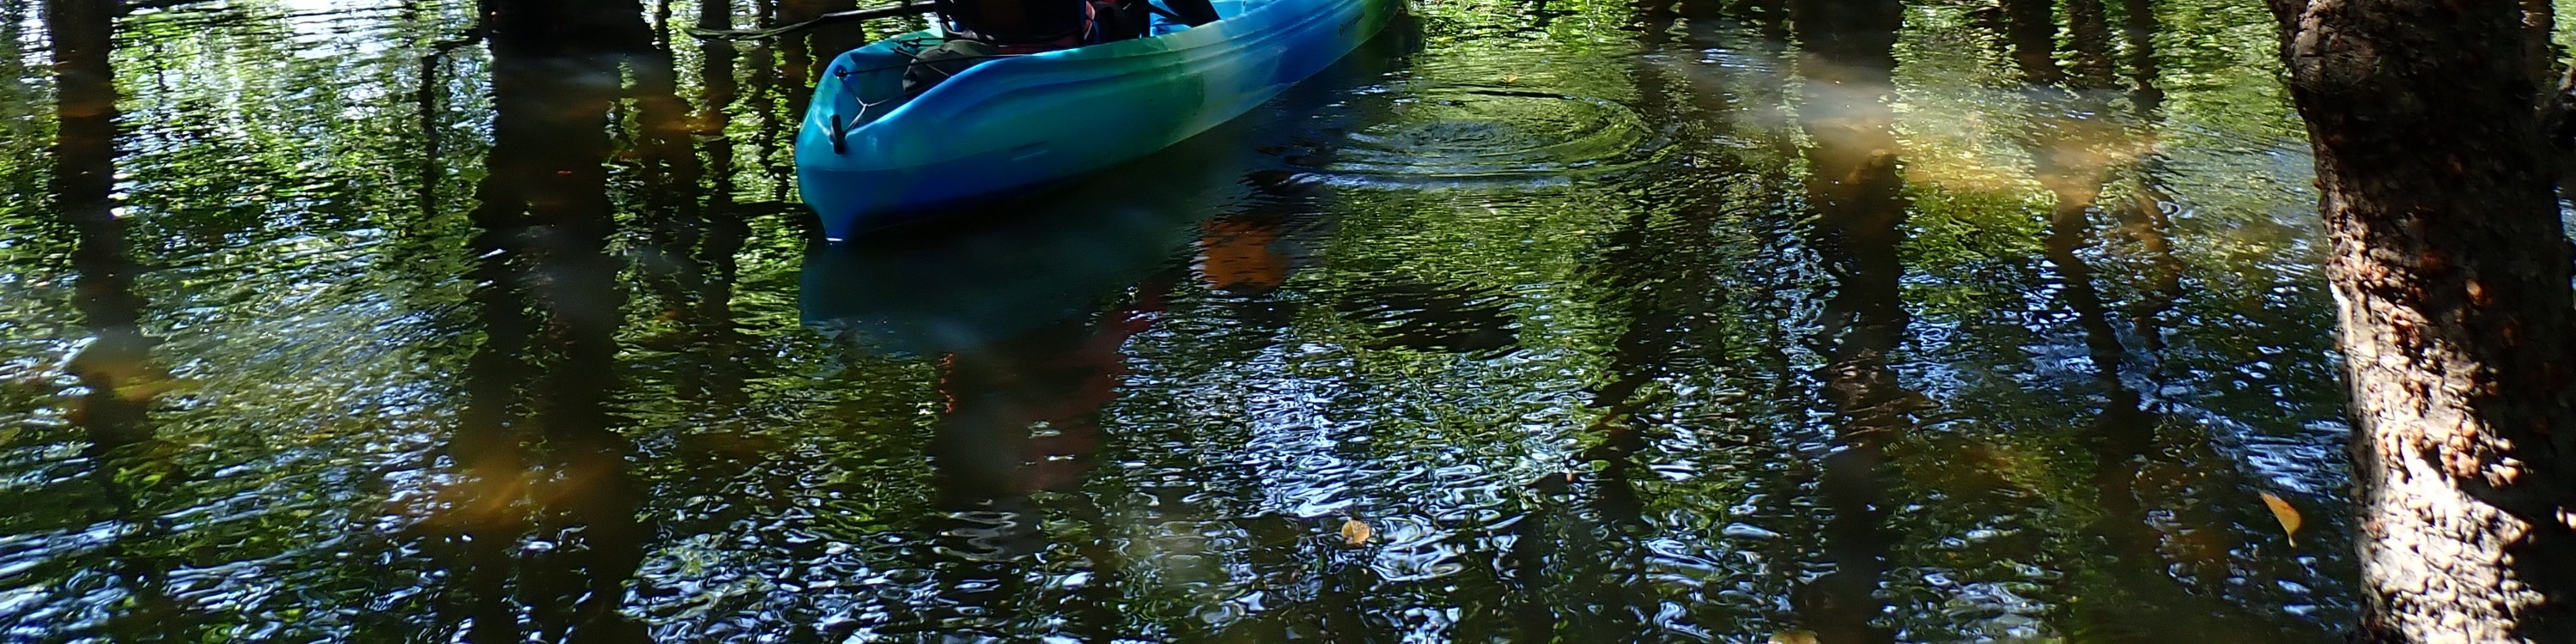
[0,0,2354,640]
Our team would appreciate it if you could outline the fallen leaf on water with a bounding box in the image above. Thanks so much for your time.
[1770,631,1820,644]
[1340,519,1372,546]
[2260,491,2302,547]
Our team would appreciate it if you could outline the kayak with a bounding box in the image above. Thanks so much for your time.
[802,24,1407,355]
[793,0,1400,240]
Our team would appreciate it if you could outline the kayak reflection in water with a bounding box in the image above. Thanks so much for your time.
[933,280,1170,500]
[904,0,1224,91]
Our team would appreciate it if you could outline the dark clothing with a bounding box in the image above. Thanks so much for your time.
[902,39,1003,95]
[933,0,1090,46]
[1166,0,1219,25]
[933,0,1221,49]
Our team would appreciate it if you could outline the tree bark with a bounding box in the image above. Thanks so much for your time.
[2263,0,2576,639]
[2522,0,2554,89]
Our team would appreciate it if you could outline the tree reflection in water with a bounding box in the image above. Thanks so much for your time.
[0,0,2366,639]
[432,1,655,641]
[1785,0,1911,638]
[48,0,204,638]
[915,283,1163,635]
[1996,3,2337,637]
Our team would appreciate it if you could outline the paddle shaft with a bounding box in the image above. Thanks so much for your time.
[687,2,939,40]
[688,0,1215,40]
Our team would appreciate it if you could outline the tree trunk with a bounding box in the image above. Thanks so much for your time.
[2263,0,2576,639]
[2523,0,2554,88]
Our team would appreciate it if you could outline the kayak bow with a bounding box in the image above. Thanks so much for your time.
[793,0,1398,240]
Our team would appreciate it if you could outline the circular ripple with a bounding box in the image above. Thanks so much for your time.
[1326,87,1660,185]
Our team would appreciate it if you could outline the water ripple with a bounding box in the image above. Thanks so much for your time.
[1324,87,1663,187]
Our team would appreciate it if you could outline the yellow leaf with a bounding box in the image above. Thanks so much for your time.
[1340,519,1372,546]
[1770,631,1820,644]
[2260,491,2302,548]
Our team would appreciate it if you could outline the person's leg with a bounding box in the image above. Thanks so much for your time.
[934,0,1090,45]
[1091,0,1152,41]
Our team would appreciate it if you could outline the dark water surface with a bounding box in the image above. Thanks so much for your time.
[1,0,2354,641]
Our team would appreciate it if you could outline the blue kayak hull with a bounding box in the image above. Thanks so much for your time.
[794,0,1399,239]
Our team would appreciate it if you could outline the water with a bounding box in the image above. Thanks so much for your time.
[0,0,2355,641]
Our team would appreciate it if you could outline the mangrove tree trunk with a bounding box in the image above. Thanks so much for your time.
[2263,0,2576,639]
